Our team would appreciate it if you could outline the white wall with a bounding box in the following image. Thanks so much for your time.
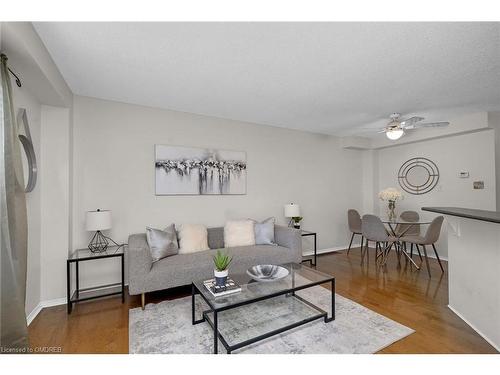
[71,95,363,289]
[40,105,71,301]
[373,129,496,258]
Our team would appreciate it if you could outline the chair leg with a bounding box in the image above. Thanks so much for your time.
[347,233,355,254]
[432,244,445,272]
[396,242,401,265]
[416,244,423,261]
[421,245,432,277]
[375,242,383,260]
[410,243,413,259]
[360,238,366,265]
[141,293,145,310]
[381,242,392,266]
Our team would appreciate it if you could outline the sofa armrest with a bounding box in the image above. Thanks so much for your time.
[275,225,302,261]
[127,233,153,295]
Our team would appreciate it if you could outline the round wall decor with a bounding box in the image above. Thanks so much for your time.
[398,157,439,195]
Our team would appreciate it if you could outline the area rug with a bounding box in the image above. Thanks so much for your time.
[129,283,414,354]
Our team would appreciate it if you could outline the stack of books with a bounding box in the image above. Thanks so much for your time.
[203,278,241,297]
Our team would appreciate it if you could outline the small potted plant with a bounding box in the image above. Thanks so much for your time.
[292,216,303,229]
[213,250,232,287]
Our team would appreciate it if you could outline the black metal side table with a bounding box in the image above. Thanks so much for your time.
[66,245,125,314]
[300,230,317,266]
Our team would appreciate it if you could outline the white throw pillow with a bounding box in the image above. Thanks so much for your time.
[224,220,256,248]
[177,224,209,254]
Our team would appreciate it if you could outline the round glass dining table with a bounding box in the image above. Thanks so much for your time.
[380,217,433,237]
[379,216,434,269]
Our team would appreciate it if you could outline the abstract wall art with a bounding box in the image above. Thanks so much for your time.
[155,145,247,195]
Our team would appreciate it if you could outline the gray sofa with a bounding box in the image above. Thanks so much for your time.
[128,225,302,309]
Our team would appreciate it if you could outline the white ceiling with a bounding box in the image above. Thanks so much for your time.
[33,22,500,135]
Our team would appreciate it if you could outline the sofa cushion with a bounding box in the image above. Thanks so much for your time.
[177,224,209,254]
[224,220,255,247]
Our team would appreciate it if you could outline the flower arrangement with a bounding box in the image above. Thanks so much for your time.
[378,188,403,202]
[378,188,403,220]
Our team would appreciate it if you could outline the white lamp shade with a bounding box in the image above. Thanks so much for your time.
[86,210,112,231]
[284,203,301,217]
[386,128,404,140]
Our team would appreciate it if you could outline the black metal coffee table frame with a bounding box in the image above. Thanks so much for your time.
[191,271,335,354]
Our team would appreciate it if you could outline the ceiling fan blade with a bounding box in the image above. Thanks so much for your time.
[400,116,424,127]
[412,121,450,128]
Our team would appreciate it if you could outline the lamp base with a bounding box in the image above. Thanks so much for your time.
[88,231,109,253]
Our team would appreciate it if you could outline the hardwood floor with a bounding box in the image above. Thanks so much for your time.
[28,246,498,354]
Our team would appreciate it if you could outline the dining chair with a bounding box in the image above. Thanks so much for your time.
[396,211,422,261]
[361,214,399,265]
[399,216,445,277]
[347,209,363,255]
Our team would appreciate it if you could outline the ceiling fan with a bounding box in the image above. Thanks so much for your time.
[381,113,450,140]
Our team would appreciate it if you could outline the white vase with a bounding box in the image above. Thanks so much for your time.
[214,269,228,287]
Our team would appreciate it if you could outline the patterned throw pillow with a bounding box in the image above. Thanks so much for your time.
[251,217,276,245]
[145,224,179,262]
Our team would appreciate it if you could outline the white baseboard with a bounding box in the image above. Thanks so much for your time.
[302,243,361,256]
[27,298,66,325]
[26,283,130,326]
[448,304,500,352]
[303,243,448,262]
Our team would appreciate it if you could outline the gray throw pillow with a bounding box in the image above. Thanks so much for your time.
[250,217,276,245]
[146,224,179,262]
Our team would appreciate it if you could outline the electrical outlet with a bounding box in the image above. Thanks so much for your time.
[459,172,469,178]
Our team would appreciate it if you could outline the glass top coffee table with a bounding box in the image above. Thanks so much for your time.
[191,263,335,354]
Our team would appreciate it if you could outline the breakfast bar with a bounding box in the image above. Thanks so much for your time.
[422,207,500,351]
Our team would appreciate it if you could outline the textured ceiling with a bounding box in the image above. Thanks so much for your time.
[33,22,500,135]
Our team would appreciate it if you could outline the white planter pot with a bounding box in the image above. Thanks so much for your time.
[214,269,229,286]
[214,269,229,278]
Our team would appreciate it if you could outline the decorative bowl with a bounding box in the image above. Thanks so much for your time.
[246,265,289,282]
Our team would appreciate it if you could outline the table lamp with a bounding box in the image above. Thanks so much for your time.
[86,209,112,252]
[284,203,301,227]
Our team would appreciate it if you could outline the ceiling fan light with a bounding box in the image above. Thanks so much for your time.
[386,128,404,140]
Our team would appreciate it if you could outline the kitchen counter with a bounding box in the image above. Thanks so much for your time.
[422,206,500,224]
